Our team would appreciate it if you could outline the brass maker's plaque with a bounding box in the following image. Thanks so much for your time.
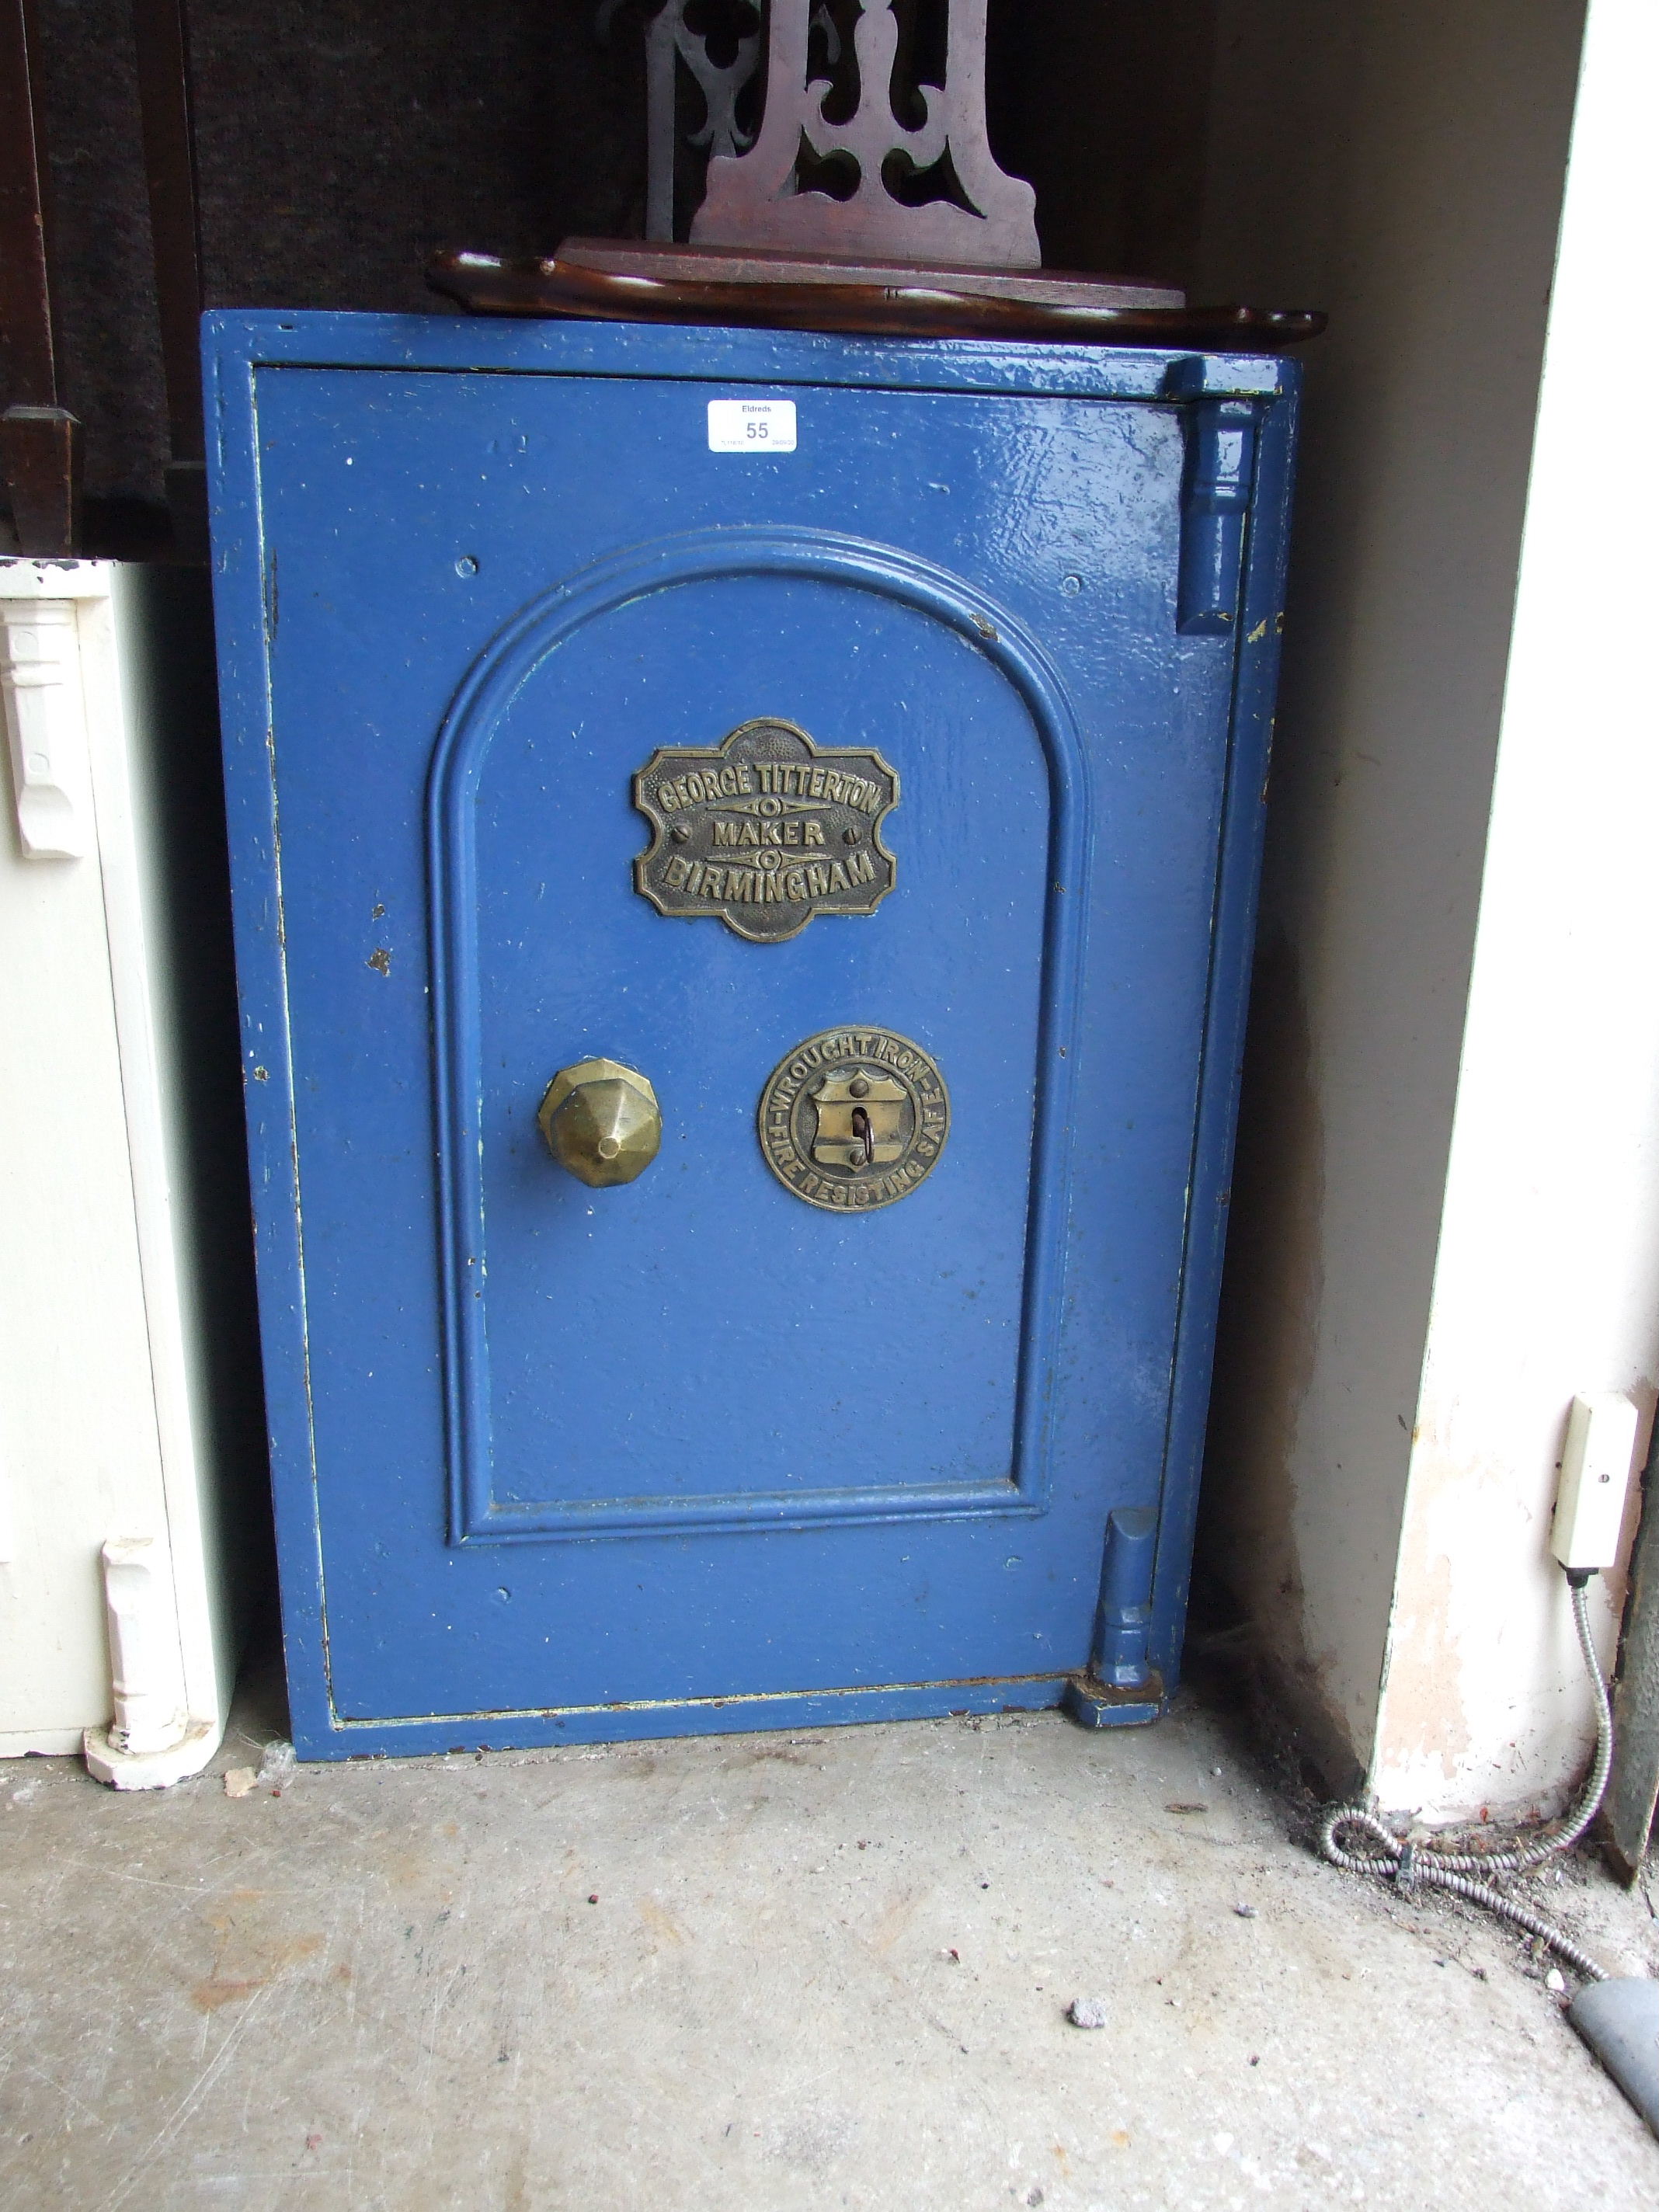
[760,1028,950,1211]
[633,717,899,944]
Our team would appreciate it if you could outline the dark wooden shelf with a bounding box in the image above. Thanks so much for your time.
[430,239,1325,352]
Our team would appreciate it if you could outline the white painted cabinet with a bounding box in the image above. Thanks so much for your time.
[0,560,241,1785]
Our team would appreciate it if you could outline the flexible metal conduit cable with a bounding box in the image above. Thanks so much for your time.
[1319,1568,1612,1984]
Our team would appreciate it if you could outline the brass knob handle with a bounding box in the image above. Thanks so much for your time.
[537,1058,662,1188]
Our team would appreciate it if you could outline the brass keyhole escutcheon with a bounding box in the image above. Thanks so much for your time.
[537,1058,662,1188]
[757,1028,951,1209]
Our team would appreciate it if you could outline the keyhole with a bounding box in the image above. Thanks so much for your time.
[851,1106,875,1165]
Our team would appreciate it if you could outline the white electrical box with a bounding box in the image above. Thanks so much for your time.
[0,561,241,1784]
[1550,1393,1640,1572]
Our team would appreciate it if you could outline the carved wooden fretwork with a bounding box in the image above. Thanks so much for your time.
[600,2,849,245]
[691,0,1039,268]
[644,1,762,241]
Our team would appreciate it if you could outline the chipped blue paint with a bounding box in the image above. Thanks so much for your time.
[203,311,1298,1758]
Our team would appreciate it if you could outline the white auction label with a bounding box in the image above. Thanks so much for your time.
[708,399,798,453]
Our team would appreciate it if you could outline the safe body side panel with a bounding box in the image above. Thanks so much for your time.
[203,314,1298,1754]
[1145,383,1298,1683]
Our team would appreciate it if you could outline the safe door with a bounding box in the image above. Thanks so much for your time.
[204,313,1295,1757]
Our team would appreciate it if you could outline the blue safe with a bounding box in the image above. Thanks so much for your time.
[203,310,1297,1759]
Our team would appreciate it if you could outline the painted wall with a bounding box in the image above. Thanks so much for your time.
[1369,0,1659,1821]
[1191,0,1590,1796]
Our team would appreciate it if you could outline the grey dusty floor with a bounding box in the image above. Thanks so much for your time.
[2,1685,1657,2210]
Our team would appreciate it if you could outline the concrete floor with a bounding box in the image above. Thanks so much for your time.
[2,1684,1655,2210]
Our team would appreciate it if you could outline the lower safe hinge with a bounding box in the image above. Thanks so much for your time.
[1063,1505,1163,1728]
[1062,1668,1166,1730]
